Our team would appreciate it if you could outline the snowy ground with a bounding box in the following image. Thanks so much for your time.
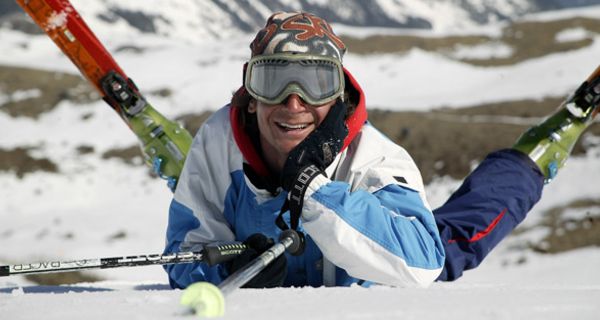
[1,4,599,320]
[1,247,599,320]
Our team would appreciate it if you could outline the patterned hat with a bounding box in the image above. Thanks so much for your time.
[250,12,347,62]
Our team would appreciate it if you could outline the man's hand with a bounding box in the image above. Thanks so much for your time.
[277,99,348,233]
[280,99,348,191]
[227,233,287,288]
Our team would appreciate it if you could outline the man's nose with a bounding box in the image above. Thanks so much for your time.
[283,94,307,112]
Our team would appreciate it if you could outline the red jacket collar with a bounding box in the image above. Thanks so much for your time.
[230,68,367,177]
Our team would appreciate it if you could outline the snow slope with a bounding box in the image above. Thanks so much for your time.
[0,4,599,320]
[3,5,600,113]
[1,247,599,319]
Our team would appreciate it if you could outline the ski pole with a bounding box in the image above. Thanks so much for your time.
[0,242,246,277]
[181,230,304,317]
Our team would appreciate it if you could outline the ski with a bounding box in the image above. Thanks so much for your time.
[15,0,193,190]
[565,64,600,120]
[0,242,246,277]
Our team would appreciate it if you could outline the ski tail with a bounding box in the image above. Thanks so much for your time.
[512,64,600,182]
[16,0,193,189]
[17,0,130,115]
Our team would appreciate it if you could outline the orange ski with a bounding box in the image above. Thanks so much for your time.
[16,0,192,191]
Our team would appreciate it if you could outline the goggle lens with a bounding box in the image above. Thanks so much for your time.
[246,55,344,105]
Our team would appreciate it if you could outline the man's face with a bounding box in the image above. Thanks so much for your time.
[250,94,335,171]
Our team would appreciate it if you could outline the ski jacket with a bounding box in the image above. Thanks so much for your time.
[163,70,445,288]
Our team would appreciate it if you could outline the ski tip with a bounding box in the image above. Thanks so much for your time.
[181,282,225,318]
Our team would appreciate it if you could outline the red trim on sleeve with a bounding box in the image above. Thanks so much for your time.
[448,208,508,244]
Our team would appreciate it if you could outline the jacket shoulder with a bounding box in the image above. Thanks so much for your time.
[339,123,428,204]
[175,105,243,206]
[196,105,233,139]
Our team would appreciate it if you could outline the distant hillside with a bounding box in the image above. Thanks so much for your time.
[2,0,600,42]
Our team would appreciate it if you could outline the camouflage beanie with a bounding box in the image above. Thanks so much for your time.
[249,12,347,62]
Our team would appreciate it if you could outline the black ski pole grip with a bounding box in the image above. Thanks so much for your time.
[203,242,247,266]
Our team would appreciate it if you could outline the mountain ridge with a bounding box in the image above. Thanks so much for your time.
[2,0,600,42]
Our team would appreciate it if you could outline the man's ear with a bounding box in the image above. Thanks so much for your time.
[248,99,257,113]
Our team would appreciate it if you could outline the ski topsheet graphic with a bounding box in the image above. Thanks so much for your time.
[16,0,192,190]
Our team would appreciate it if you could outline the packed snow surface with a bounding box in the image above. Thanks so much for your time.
[0,3,599,320]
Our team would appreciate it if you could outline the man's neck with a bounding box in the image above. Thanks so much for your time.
[260,137,286,175]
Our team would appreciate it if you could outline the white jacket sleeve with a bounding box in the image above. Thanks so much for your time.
[171,107,240,251]
[300,125,445,287]
[164,107,241,288]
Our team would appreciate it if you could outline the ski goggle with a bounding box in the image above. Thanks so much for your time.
[245,53,345,106]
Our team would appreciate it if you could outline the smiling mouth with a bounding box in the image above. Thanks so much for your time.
[276,122,310,131]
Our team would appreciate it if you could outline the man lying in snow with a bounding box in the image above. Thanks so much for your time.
[163,12,599,288]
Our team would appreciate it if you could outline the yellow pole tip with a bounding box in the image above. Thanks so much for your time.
[181,282,226,318]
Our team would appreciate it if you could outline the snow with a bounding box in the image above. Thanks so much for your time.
[447,41,514,60]
[3,14,599,113]
[1,249,599,319]
[46,9,70,30]
[522,5,600,22]
[381,0,475,30]
[0,89,43,108]
[555,27,592,43]
[1,3,600,319]
[9,89,42,102]
[345,39,600,109]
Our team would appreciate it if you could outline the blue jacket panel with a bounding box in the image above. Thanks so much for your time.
[165,169,444,288]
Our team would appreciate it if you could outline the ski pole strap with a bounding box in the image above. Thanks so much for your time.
[275,200,291,231]
[275,204,306,256]
[276,165,322,232]
[275,165,320,256]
